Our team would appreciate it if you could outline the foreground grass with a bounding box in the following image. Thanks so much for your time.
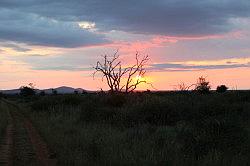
[0,100,9,141]
[18,91,250,165]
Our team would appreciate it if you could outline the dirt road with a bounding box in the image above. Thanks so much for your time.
[0,99,56,166]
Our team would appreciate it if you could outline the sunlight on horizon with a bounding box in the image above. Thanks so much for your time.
[0,1,250,91]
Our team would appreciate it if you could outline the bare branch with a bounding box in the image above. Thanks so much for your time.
[93,50,151,93]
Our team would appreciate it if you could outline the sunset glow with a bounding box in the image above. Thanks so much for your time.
[0,1,250,91]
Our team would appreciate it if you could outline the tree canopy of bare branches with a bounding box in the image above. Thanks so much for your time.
[93,50,150,93]
[175,82,195,91]
[175,76,210,93]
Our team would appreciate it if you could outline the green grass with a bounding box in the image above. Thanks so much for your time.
[15,91,250,165]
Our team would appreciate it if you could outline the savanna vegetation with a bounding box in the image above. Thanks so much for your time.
[0,53,248,165]
[0,100,9,141]
[1,90,249,166]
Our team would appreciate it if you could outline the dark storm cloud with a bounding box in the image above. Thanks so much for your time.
[2,0,250,34]
[0,0,250,47]
[0,9,109,47]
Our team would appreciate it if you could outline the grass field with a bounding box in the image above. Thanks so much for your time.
[0,100,9,142]
[2,91,250,165]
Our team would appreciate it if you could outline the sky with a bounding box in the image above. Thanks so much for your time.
[0,0,250,90]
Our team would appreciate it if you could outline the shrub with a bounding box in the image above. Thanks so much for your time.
[126,96,181,126]
[82,90,88,94]
[216,85,228,93]
[62,95,82,105]
[52,89,58,95]
[195,76,211,94]
[39,91,46,96]
[20,86,36,96]
[103,93,127,107]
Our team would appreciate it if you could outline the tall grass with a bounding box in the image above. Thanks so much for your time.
[0,100,9,141]
[23,91,250,165]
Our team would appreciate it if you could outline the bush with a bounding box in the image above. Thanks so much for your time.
[39,91,46,96]
[20,86,36,96]
[195,76,211,94]
[102,93,127,107]
[216,85,228,93]
[125,96,181,126]
[26,91,250,165]
[31,95,83,111]
[82,90,88,94]
[52,89,58,95]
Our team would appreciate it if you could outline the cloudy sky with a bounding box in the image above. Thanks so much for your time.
[0,0,250,90]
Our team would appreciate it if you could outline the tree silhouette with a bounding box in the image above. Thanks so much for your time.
[40,90,46,96]
[52,89,58,95]
[20,83,36,96]
[195,76,211,94]
[175,82,195,91]
[93,50,150,93]
[216,85,228,93]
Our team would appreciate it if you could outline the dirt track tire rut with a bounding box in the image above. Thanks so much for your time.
[0,100,57,166]
[0,109,13,166]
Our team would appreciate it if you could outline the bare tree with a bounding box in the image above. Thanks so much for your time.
[175,82,195,91]
[93,50,150,93]
[175,76,211,92]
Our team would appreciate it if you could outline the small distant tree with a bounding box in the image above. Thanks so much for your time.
[0,92,3,99]
[39,91,46,96]
[195,76,211,94]
[52,89,58,95]
[216,85,228,93]
[74,90,79,94]
[20,83,36,96]
[82,90,88,94]
[93,50,151,93]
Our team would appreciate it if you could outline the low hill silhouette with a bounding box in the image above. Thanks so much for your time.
[0,86,91,95]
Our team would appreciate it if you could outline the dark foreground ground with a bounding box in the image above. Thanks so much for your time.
[1,91,250,166]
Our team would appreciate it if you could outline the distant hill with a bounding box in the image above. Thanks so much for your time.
[0,89,21,95]
[42,86,88,94]
[0,86,91,95]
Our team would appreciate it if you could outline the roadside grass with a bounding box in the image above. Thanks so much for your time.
[0,100,9,142]
[17,91,250,165]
